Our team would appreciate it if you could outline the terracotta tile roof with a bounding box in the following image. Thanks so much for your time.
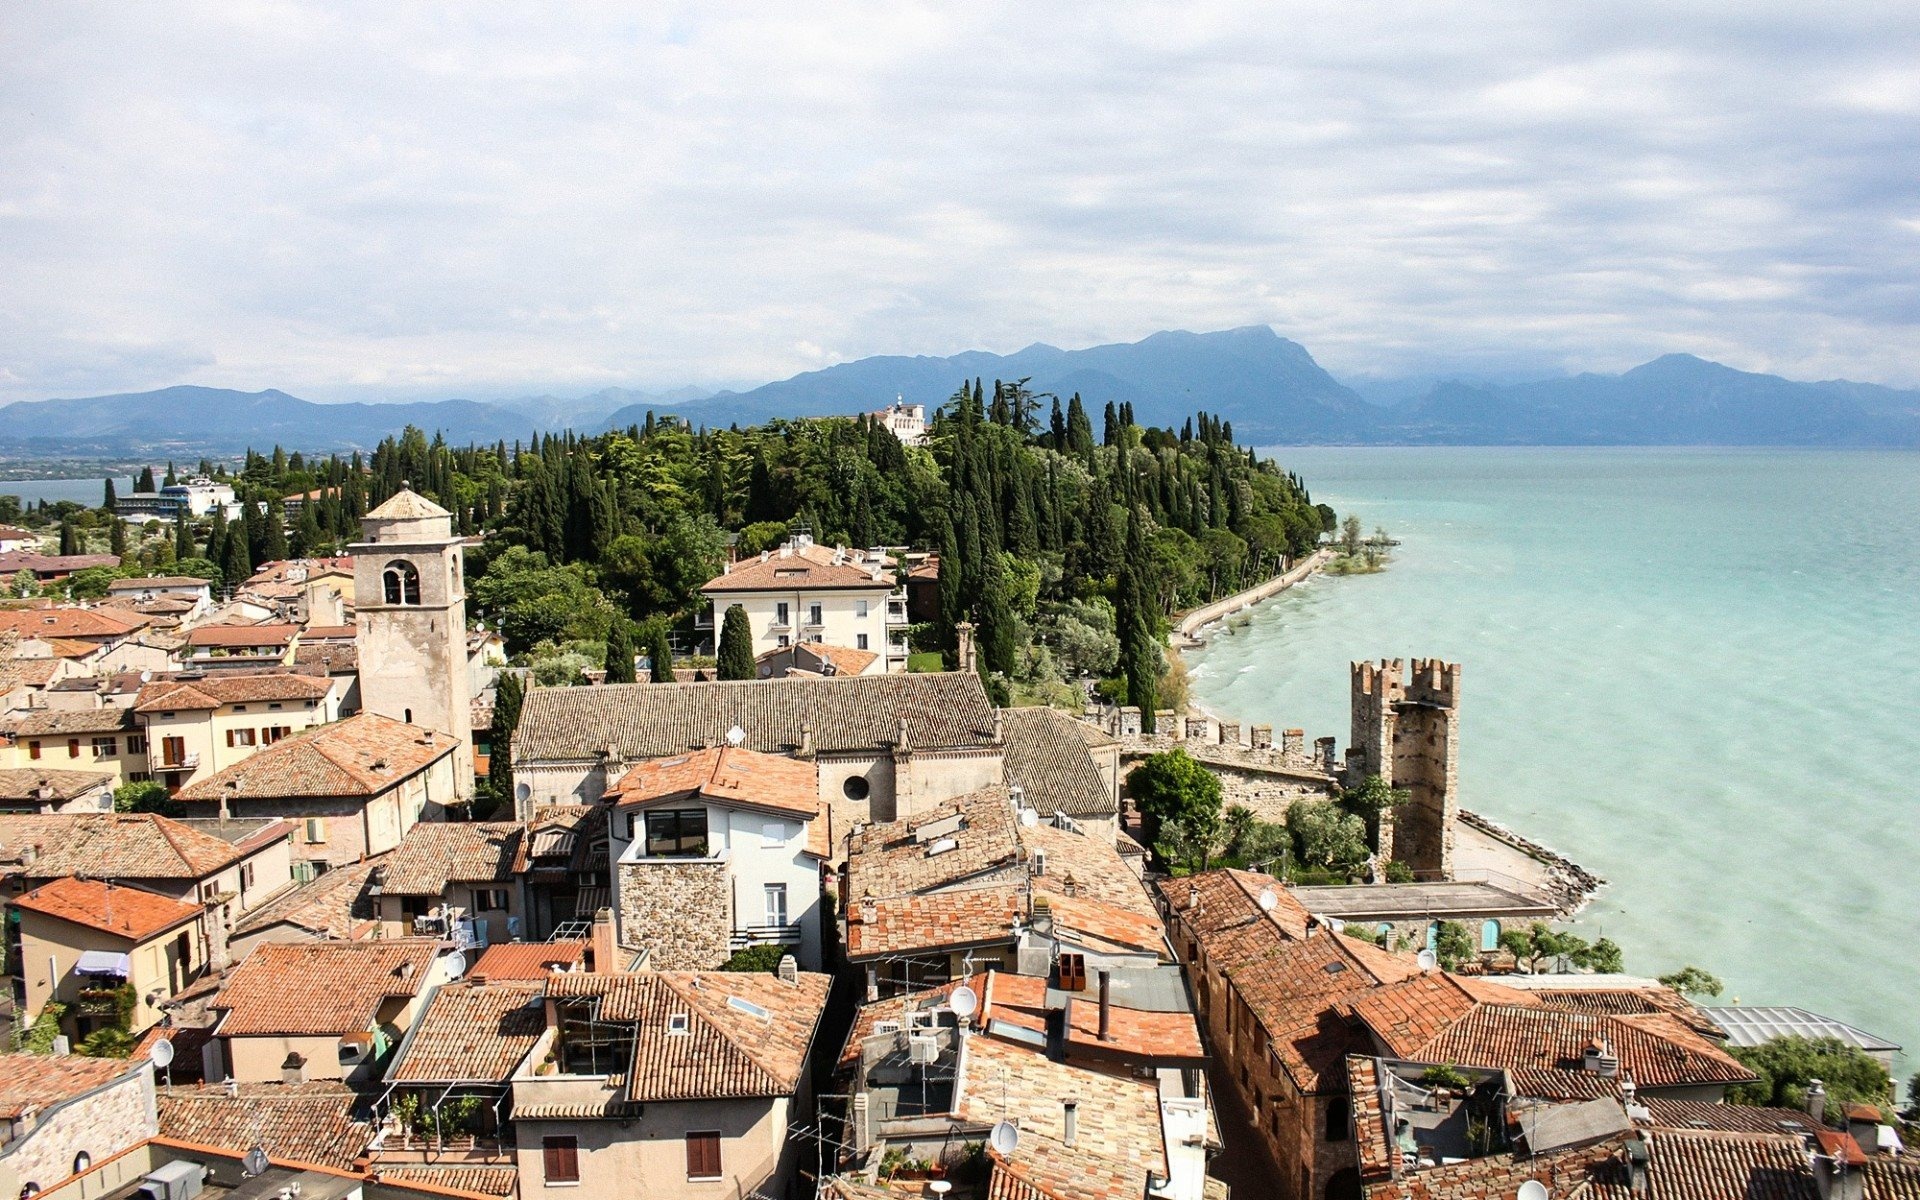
[109,576,212,591]
[797,642,882,676]
[608,746,821,823]
[246,558,356,586]
[702,542,894,593]
[156,1081,369,1171]
[366,488,451,520]
[0,607,146,642]
[470,939,587,980]
[177,713,458,802]
[215,939,440,1036]
[1576,1128,1823,1200]
[0,1052,136,1118]
[377,1167,519,1197]
[1411,1005,1758,1090]
[14,876,202,940]
[1038,890,1168,956]
[0,551,120,573]
[543,969,831,1102]
[0,812,245,878]
[845,786,1022,899]
[38,636,106,659]
[1638,1099,1824,1136]
[0,658,65,688]
[0,766,113,802]
[1,705,140,737]
[390,979,545,1082]
[845,887,1023,959]
[1020,822,1154,912]
[294,642,358,672]
[513,672,1000,762]
[1001,707,1116,818]
[135,673,334,712]
[301,625,357,640]
[1527,984,1721,1035]
[958,1035,1168,1199]
[186,622,299,647]
[1342,972,1543,1056]
[380,822,523,895]
[1061,994,1205,1062]
[231,855,383,941]
[836,975,980,1073]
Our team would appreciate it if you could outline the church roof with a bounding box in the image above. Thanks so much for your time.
[365,488,451,520]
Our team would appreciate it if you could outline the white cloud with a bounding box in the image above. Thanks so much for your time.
[1,0,1917,402]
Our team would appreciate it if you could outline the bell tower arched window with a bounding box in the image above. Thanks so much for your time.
[383,561,421,605]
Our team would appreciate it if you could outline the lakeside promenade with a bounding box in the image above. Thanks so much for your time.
[1172,548,1334,648]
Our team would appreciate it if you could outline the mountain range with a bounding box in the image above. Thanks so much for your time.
[6,327,1918,455]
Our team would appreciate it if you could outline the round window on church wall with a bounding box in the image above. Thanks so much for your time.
[842,775,870,801]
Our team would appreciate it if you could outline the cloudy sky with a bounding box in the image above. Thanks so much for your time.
[3,2,1917,403]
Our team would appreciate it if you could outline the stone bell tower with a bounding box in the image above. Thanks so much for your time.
[351,487,473,799]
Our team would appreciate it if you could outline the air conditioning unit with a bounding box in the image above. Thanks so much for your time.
[908,1034,940,1064]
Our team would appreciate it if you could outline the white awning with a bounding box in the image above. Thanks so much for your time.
[73,950,130,976]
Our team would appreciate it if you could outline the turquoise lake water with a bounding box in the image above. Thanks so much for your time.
[1187,447,1919,1077]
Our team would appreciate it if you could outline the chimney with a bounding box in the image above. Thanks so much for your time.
[1805,1079,1827,1122]
[955,622,976,673]
[1097,971,1112,1042]
[777,954,798,985]
[1584,1038,1619,1077]
[1626,1130,1651,1195]
[590,907,617,973]
[1186,883,1200,912]
[281,1051,307,1085]
[1062,1099,1079,1148]
[1844,1103,1881,1157]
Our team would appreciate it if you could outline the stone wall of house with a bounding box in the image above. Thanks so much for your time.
[0,1063,155,1193]
[617,859,730,970]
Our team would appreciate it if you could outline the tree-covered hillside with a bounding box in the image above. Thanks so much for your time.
[44,383,1334,723]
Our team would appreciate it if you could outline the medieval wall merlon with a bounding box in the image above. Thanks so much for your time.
[1404,658,1462,708]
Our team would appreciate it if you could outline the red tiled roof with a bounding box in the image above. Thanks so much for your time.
[0,606,146,640]
[14,877,201,941]
[846,888,1023,959]
[377,1167,519,1197]
[380,822,523,895]
[134,672,334,712]
[177,713,457,802]
[186,622,299,647]
[156,1081,369,1171]
[390,979,544,1083]
[1410,1004,1758,1089]
[470,940,588,980]
[608,746,820,822]
[544,969,830,1102]
[0,1052,136,1118]
[702,542,894,593]
[215,939,440,1036]
[0,812,249,879]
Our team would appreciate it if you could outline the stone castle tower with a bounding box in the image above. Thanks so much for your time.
[351,487,473,800]
[1348,658,1461,877]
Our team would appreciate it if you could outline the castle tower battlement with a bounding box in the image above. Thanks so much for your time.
[1346,657,1462,878]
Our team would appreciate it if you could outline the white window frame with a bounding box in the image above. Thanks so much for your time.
[764,883,788,928]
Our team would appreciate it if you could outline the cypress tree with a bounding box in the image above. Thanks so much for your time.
[979,549,1016,676]
[603,622,636,683]
[487,672,525,809]
[58,517,79,557]
[938,520,965,651]
[717,605,755,680]
[135,465,156,493]
[221,523,251,586]
[163,462,177,487]
[647,623,676,683]
[1066,394,1095,463]
[1103,402,1117,447]
[109,516,126,558]
[1048,397,1066,451]
[260,508,288,565]
[174,512,194,561]
[1117,506,1158,732]
[102,477,117,510]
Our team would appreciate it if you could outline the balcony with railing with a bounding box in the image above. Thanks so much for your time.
[154,750,200,771]
[729,922,801,952]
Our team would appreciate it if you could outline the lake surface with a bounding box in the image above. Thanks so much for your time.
[0,477,132,508]
[1188,447,1919,1075]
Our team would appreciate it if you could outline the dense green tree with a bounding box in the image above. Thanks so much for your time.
[135,466,156,493]
[1126,747,1222,848]
[486,672,525,807]
[113,779,181,816]
[57,517,79,556]
[1729,1036,1890,1121]
[603,621,637,683]
[645,622,675,683]
[108,517,126,557]
[717,605,754,680]
[1288,800,1370,873]
[1657,966,1724,997]
[469,546,614,652]
[1433,920,1477,970]
[220,522,251,584]
[1115,507,1158,729]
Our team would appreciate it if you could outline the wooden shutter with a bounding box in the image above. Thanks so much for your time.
[542,1136,578,1183]
[686,1131,721,1179]
[226,730,236,747]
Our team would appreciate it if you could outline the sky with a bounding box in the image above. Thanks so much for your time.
[3,2,1918,404]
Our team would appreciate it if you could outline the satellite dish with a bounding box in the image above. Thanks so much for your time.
[242,1146,270,1177]
[1416,949,1438,972]
[950,985,979,1020]
[1257,888,1278,912]
[726,725,746,747]
[1018,809,1038,828]
[1518,1181,1550,1200]
[445,951,467,979]
[989,1119,1020,1157]
[149,1038,174,1068]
